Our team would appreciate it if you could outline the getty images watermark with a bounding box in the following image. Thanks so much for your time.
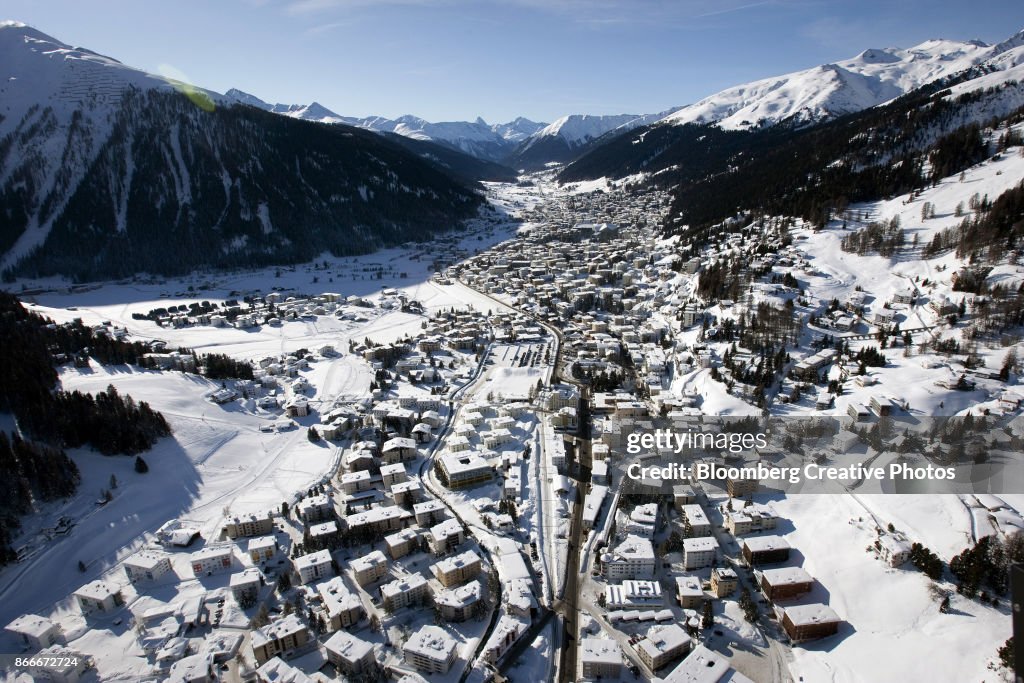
[615,417,1023,495]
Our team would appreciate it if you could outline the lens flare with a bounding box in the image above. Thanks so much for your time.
[156,64,215,112]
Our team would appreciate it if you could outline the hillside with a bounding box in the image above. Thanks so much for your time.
[0,23,483,281]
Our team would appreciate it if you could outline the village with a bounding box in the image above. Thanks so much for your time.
[3,162,1024,683]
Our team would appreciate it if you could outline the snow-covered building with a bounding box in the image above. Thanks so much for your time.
[438,451,493,489]
[661,644,755,683]
[602,535,656,580]
[351,550,388,586]
[431,549,482,587]
[413,499,447,526]
[711,567,739,597]
[324,631,375,676]
[428,518,465,555]
[191,546,233,576]
[434,579,484,622]
[633,623,691,672]
[318,576,365,630]
[781,603,843,642]
[580,638,622,679]
[385,527,421,560]
[742,536,790,566]
[403,625,459,674]
[224,511,274,539]
[230,568,263,606]
[878,534,912,567]
[251,614,310,665]
[73,580,124,615]
[723,503,778,535]
[679,504,711,537]
[675,575,705,608]
[248,536,278,564]
[380,463,408,488]
[296,495,333,524]
[760,567,814,601]
[343,506,412,537]
[123,550,173,584]
[682,537,719,570]
[294,549,333,584]
[5,614,62,651]
[381,574,428,612]
[382,437,417,464]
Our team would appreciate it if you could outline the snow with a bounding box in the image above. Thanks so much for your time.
[0,22,226,272]
[771,494,1011,683]
[660,32,1022,130]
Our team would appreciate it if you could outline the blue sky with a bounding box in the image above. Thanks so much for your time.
[6,0,1024,123]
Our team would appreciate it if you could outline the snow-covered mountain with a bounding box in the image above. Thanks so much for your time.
[0,22,482,280]
[224,89,546,163]
[224,89,348,124]
[660,31,1024,130]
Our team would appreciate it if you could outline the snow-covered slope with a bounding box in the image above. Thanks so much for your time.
[0,22,483,280]
[660,31,1024,130]
[525,112,671,149]
[0,21,227,270]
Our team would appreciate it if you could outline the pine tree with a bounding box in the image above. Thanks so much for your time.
[134,456,149,473]
[702,600,714,629]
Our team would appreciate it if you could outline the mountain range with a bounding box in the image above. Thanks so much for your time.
[2,18,1024,281]
[224,30,1024,169]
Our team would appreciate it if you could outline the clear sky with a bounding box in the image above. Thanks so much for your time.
[5,0,1024,124]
